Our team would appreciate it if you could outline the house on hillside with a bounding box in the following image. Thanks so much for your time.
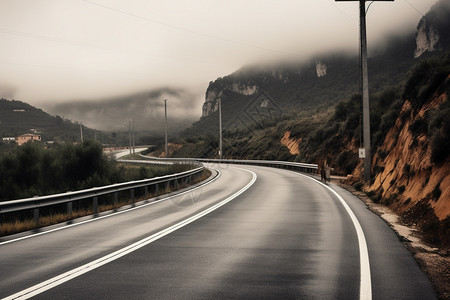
[17,133,41,146]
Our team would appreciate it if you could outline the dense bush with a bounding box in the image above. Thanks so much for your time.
[428,95,450,163]
[403,55,450,110]
[0,141,189,201]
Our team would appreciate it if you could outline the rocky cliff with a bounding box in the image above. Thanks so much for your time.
[369,93,449,220]
[365,67,450,247]
[202,82,258,117]
[414,0,450,59]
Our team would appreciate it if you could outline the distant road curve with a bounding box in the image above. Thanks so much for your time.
[0,164,436,299]
[112,147,148,159]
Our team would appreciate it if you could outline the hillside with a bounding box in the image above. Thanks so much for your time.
[182,35,416,138]
[169,0,450,249]
[0,98,99,143]
[366,58,450,248]
[45,88,199,134]
[181,0,450,139]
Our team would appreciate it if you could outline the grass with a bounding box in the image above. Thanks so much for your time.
[0,169,212,237]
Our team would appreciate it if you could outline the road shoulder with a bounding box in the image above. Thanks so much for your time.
[335,180,449,300]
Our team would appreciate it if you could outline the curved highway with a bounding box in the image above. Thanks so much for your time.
[0,164,436,299]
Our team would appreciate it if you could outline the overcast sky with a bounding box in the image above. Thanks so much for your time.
[0,0,437,109]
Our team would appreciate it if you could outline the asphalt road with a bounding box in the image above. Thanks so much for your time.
[0,164,436,299]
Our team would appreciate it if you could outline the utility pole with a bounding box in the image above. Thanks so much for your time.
[164,99,168,158]
[80,123,83,143]
[219,98,223,159]
[129,121,132,155]
[132,118,135,155]
[336,0,393,182]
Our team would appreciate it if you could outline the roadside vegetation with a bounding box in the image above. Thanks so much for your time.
[0,140,193,201]
[170,54,450,177]
[0,167,211,237]
[0,140,212,236]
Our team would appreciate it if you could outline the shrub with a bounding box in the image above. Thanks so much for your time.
[403,164,411,177]
[432,182,442,201]
[353,182,363,191]
[403,57,450,110]
[409,118,428,137]
[0,141,187,201]
[366,190,376,198]
[335,151,358,175]
[429,101,450,163]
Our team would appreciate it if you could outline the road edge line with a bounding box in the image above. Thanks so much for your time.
[3,169,257,300]
[0,168,221,246]
[292,172,372,300]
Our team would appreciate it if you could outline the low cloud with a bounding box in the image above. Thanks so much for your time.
[0,84,17,100]
[44,87,204,133]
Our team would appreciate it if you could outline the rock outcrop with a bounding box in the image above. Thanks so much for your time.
[369,91,449,221]
[414,0,450,58]
[414,18,440,58]
[281,131,301,155]
[315,62,327,77]
[202,83,258,117]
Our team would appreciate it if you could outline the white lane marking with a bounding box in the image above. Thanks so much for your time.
[0,169,222,246]
[3,169,257,300]
[293,172,372,300]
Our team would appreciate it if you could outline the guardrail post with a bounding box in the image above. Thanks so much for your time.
[67,202,72,218]
[33,208,39,227]
[144,186,148,197]
[93,196,98,215]
[114,192,118,209]
[155,184,159,197]
[166,181,170,193]
[131,189,135,206]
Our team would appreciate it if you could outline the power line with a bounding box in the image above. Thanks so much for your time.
[79,0,291,56]
[326,0,357,21]
[402,0,426,18]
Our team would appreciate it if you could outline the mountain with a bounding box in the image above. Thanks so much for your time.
[0,98,99,143]
[183,0,450,138]
[169,0,450,249]
[45,88,201,134]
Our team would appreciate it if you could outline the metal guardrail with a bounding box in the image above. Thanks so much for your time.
[138,155,318,174]
[0,162,205,225]
[0,156,316,228]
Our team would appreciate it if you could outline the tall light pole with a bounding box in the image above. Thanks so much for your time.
[219,98,223,159]
[336,0,393,182]
[164,99,168,158]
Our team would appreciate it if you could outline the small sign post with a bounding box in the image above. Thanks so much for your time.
[359,148,366,159]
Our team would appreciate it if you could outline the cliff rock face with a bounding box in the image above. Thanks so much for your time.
[315,62,327,77]
[202,83,258,117]
[414,0,450,58]
[415,18,440,58]
[369,93,449,221]
[280,131,301,155]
